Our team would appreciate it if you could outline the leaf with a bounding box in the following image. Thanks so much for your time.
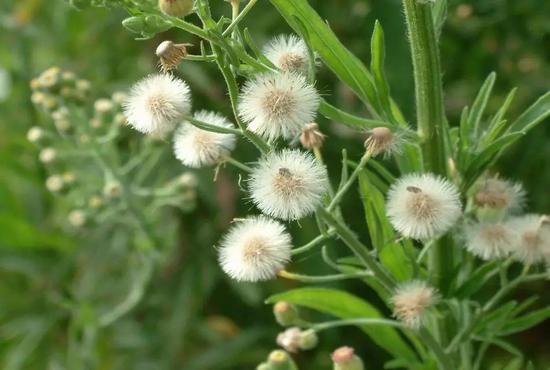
[481,88,517,146]
[370,21,394,123]
[499,306,550,335]
[269,0,380,113]
[319,99,391,128]
[470,72,496,139]
[358,172,413,281]
[453,261,499,299]
[507,91,550,133]
[266,288,418,362]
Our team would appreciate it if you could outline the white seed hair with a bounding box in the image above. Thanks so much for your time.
[263,34,310,74]
[173,110,237,168]
[238,72,319,141]
[507,214,550,264]
[473,176,526,214]
[218,216,292,282]
[464,222,515,261]
[386,173,462,240]
[391,280,438,329]
[249,149,328,221]
[123,74,191,136]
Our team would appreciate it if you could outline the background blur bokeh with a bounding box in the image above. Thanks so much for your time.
[0,0,548,369]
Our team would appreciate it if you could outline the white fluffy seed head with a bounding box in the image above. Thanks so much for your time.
[45,175,64,192]
[218,216,292,282]
[249,149,329,221]
[39,147,57,163]
[386,173,462,240]
[464,222,515,261]
[68,209,86,227]
[263,35,310,74]
[473,176,526,214]
[238,72,319,141]
[507,214,550,264]
[27,127,44,143]
[391,280,438,329]
[173,111,236,168]
[123,74,191,136]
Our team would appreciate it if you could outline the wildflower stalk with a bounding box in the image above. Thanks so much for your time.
[278,270,372,283]
[402,0,450,291]
[317,208,394,292]
[223,156,253,173]
[419,327,454,370]
[328,153,371,211]
[223,0,258,37]
[312,318,403,332]
[291,230,335,255]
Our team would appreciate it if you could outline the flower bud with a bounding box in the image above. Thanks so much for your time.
[276,327,301,353]
[267,350,297,370]
[103,180,122,199]
[300,122,325,150]
[88,195,104,209]
[273,301,299,326]
[298,329,318,350]
[178,172,198,188]
[364,126,401,157]
[256,364,269,370]
[45,175,64,193]
[158,0,194,17]
[156,40,192,73]
[331,347,364,370]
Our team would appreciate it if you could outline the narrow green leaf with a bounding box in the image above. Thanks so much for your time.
[499,306,550,335]
[453,261,499,299]
[319,99,391,128]
[470,72,496,139]
[482,88,517,145]
[266,288,418,362]
[507,91,550,133]
[358,172,413,281]
[370,21,394,123]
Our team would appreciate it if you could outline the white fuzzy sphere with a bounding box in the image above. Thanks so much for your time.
[263,35,310,74]
[386,173,462,240]
[464,222,515,261]
[391,280,438,329]
[507,214,550,264]
[218,216,292,282]
[238,72,319,141]
[173,111,237,168]
[123,74,191,136]
[473,176,526,214]
[249,149,328,221]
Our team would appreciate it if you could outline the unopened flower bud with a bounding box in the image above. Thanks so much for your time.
[156,40,192,73]
[256,363,269,370]
[297,329,318,350]
[94,98,114,115]
[300,122,325,150]
[273,301,299,326]
[62,172,76,184]
[103,180,122,198]
[364,126,400,157]
[158,0,194,17]
[27,127,44,143]
[331,347,364,370]
[267,350,297,370]
[75,79,91,93]
[276,327,301,353]
[111,91,127,105]
[55,119,71,132]
[88,195,104,209]
[39,147,57,163]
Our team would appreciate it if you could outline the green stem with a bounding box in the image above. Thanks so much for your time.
[317,208,395,292]
[224,156,253,173]
[328,153,370,211]
[292,230,335,255]
[278,270,372,283]
[185,115,242,135]
[419,327,454,370]
[402,0,449,292]
[313,318,402,332]
[223,0,258,37]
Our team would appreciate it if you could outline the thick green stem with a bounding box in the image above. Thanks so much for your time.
[317,208,394,292]
[402,0,450,291]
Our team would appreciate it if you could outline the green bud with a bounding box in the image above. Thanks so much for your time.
[298,329,318,350]
[273,301,299,326]
[158,0,194,17]
[256,363,270,370]
[331,347,364,370]
[122,15,172,38]
[267,350,298,370]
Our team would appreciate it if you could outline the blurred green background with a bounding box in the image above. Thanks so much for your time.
[0,0,548,369]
